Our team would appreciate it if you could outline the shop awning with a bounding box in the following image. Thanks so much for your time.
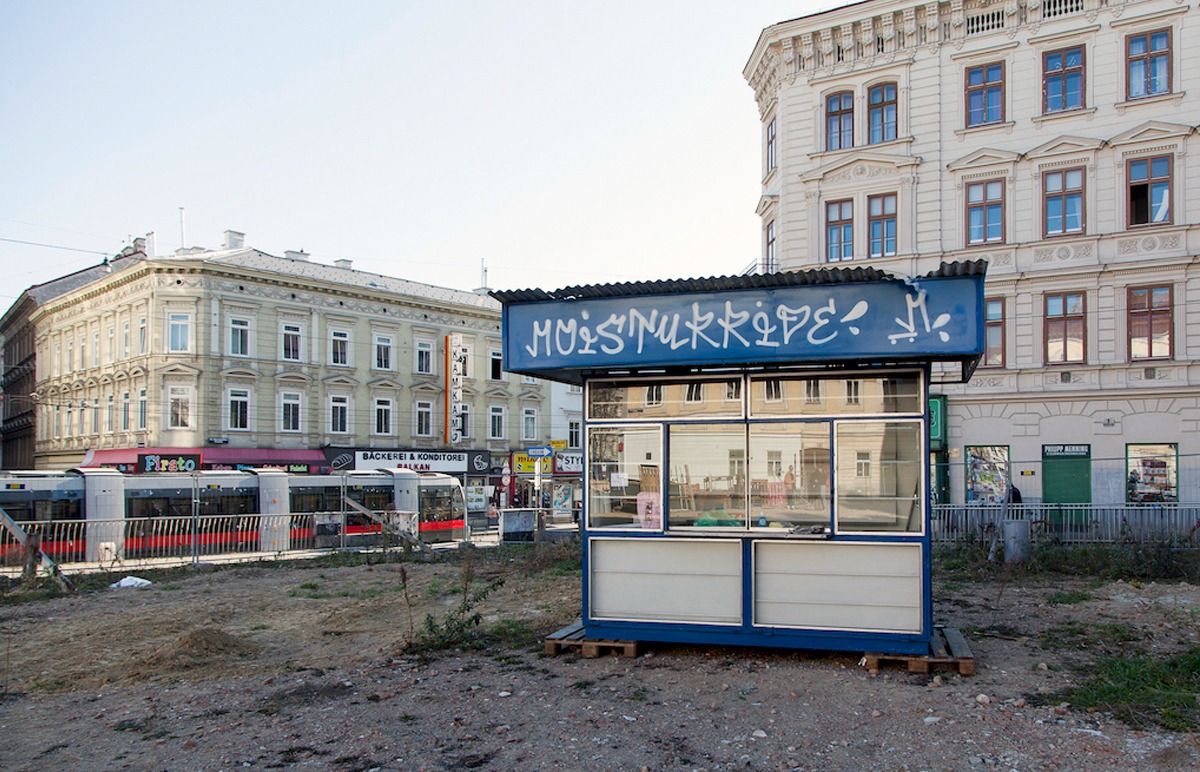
[80,447,329,470]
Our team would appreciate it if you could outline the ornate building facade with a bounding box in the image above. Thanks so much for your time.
[745,0,1200,503]
[0,232,561,492]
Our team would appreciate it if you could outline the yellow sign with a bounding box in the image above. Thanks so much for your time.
[512,454,552,474]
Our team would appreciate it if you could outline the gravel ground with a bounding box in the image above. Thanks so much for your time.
[1,547,1198,771]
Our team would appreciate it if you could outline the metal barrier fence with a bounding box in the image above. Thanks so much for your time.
[0,510,425,570]
[932,504,1200,547]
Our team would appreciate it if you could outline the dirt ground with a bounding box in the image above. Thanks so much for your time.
[1,544,1198,771]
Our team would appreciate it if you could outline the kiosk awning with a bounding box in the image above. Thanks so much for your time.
[492,261,988,384]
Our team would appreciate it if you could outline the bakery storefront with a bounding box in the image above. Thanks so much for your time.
[494,263,985,655]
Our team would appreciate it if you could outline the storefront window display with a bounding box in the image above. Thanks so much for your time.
[966,445,1010,503]
[1126,444,1177,502]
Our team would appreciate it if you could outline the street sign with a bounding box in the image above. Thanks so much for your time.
[526,446,553,458]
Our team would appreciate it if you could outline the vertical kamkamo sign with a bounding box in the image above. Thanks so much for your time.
[445,333,467,444]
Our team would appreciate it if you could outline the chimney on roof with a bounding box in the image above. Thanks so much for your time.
[284,250,310,261]
[224,230,245,250]
[334,259,353,270]
[133,237,146,254]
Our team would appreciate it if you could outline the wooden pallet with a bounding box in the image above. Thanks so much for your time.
[544,621,638,658]
[862,626,975,676]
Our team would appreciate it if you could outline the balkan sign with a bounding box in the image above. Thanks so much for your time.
[501,276,983,376]
[348,449,488,474]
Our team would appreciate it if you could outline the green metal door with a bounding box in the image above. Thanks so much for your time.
[1042,445,1091,527]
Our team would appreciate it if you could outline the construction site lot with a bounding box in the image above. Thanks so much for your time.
[2,544,1199,771]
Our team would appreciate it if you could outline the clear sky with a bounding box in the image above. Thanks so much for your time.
[0,1,836,304]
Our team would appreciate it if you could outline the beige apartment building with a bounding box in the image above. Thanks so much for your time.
[745,0,1200,504]
[0,232,559,491]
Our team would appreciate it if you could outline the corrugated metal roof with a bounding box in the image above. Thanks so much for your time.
[490,260,988,304]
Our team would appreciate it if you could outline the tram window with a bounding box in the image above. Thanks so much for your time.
[290,487,342,514]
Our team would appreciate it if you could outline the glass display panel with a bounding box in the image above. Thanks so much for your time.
[588,378,744,420]
[667,425,747,528]
[1126,443,1177,502]
[748,422,831,531]
[835,421,923,532]
[587,426,662,529]
[750,374,921,417]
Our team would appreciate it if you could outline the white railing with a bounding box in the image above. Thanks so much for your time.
[932,503,1200,546]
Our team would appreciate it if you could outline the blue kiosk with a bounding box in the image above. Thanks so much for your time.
[493,262,985,655]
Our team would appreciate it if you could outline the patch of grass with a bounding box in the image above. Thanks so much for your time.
[404,553,505,654]
[1045,589,1092,605]
[1035,646,1200,732]
[1039,620,1145,652]
[489,617,538,647]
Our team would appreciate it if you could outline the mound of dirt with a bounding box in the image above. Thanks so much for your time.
[148,627,258,668]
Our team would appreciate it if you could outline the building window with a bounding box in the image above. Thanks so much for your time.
[1045,292,1086,364]
[685,382,703,403]
[646,384,663,406]
[229,318,250,357]
[104,327,112,362]
[65,341,73,374]
[725,380,742,401]
[765,116,777,171]
[825,200,853,262]
[1128,285,1173,360]
[1127,29,1170,100]
[54,343,60,376]
[458,404,472,439]
[78,335,85,369]
[1128,156,1171,227]
[106,395,114,433]
[138,388,146,429]
[856,451,872,478]
[228,388,250,430]
[414,399,433,437]
[965,62,1004,127]
[522,407,538,441]
[764,379,782,402]
[374,335,392,370]
[488,405,505,440]
[121,392,130,431]
[489,350,503,380]
[282,323,302,361]
[90,400,98,434]
[804,379,822,404]
[416,339,434,374]
[966,180,1005,245]
[168,313,191,353]
[868,83,897,143]
[845,379,861,405]
[137,317,147,354]
[122,321,130,358]
[281,392,302,432]
[868,194,896,257]
[984,297,1006,368]
[168,386,190,428]
[764,220,776,272]
[1044,168,1084,237]
[1044,46,1084,113]
[330,329,350,366]
[65,406,73,438]
[825,91,853,151]
[329,395,349,434]
[568,419,581,449]
[372,397,392,435]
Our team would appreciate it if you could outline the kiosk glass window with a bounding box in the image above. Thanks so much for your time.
[667,425,747,529]
[749,374,920,416]
[834,421,922,532]
[586,425,661,529]
[748,422,831,530]
[588,378,743,420]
